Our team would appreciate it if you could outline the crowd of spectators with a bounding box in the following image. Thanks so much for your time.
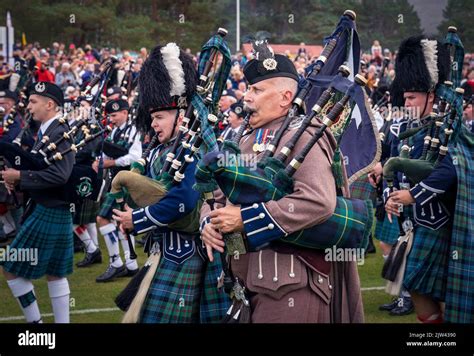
[0,39,472,110]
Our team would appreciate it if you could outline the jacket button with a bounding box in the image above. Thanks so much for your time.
[268,224,274,230]
[143,217,148,221]
[259,213,265,219]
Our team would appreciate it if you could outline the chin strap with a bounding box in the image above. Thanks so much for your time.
[420,91,432,118]
[169,109,181,142]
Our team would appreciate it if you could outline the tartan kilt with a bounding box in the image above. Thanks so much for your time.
[0,204,73,279]
[349,174,377,203]
[199,250,231,323]
[98,194,119,220]
[98,192,136,219]
[73,198,99,225]
[403,224,450,301]
[140,252,205,323]
[374,215,401,246]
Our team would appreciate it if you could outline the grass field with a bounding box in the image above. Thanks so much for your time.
[0,237,417,323]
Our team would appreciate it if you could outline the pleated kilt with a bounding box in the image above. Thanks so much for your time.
[1,204,73,279]
[374,215,401,246]
[140,252,205,323]
[199,251,232,323]
[403,224,450,301]
[139,246,230,323]
[73,198,99,225]
[349,174,377,202]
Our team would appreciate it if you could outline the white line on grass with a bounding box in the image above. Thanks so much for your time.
[0,307,120,322]
[361,286,386,291]
[0,287,386,321]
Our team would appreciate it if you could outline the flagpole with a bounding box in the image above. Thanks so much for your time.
[236,0,240,52]
[6,11,10,66]
[5,11,13,66]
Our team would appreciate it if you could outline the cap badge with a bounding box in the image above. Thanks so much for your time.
[112,103,120,111]
[262,58,277,71]
[177,96,187,108]
[35,82,46,93]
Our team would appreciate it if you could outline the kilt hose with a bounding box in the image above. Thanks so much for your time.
[139,249,230,323]
[403,223,450,302]
[1,204,73,279]
[73,198,99,225]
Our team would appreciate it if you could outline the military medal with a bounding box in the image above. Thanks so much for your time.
[253,129,262,152]
[258,129,266,152]
[261,129,273,152]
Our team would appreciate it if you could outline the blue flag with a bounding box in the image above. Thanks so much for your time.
[305,13,380,184]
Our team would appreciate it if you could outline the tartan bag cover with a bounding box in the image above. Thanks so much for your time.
[196,148,373,250]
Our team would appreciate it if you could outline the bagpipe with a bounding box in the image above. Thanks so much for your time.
[194,10,375,252]
[101,120,139,160]
[383,26,465,190]
[0,113,107,204]
[119,58,137,99]
[103,28,232,236]
[115,29,233,320]
[381,26,466,295]
[0,57,118,204]
[383,85,464,187]
[381,84,465,290]
[1,106,17,135]
[1,61,33,137]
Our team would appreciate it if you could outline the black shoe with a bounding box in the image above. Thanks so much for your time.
[122,267,139,277]
[379,297,401,311]
[96,264,127,282]
[76,249,102,267]
[389,296,414,316]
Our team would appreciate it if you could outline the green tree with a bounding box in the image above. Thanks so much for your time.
[0,0,427,53]
[438,0,474,52]
[356,0,423,51]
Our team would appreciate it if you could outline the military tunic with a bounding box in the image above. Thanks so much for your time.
[200,115,365,323]
[1,115,75,279]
